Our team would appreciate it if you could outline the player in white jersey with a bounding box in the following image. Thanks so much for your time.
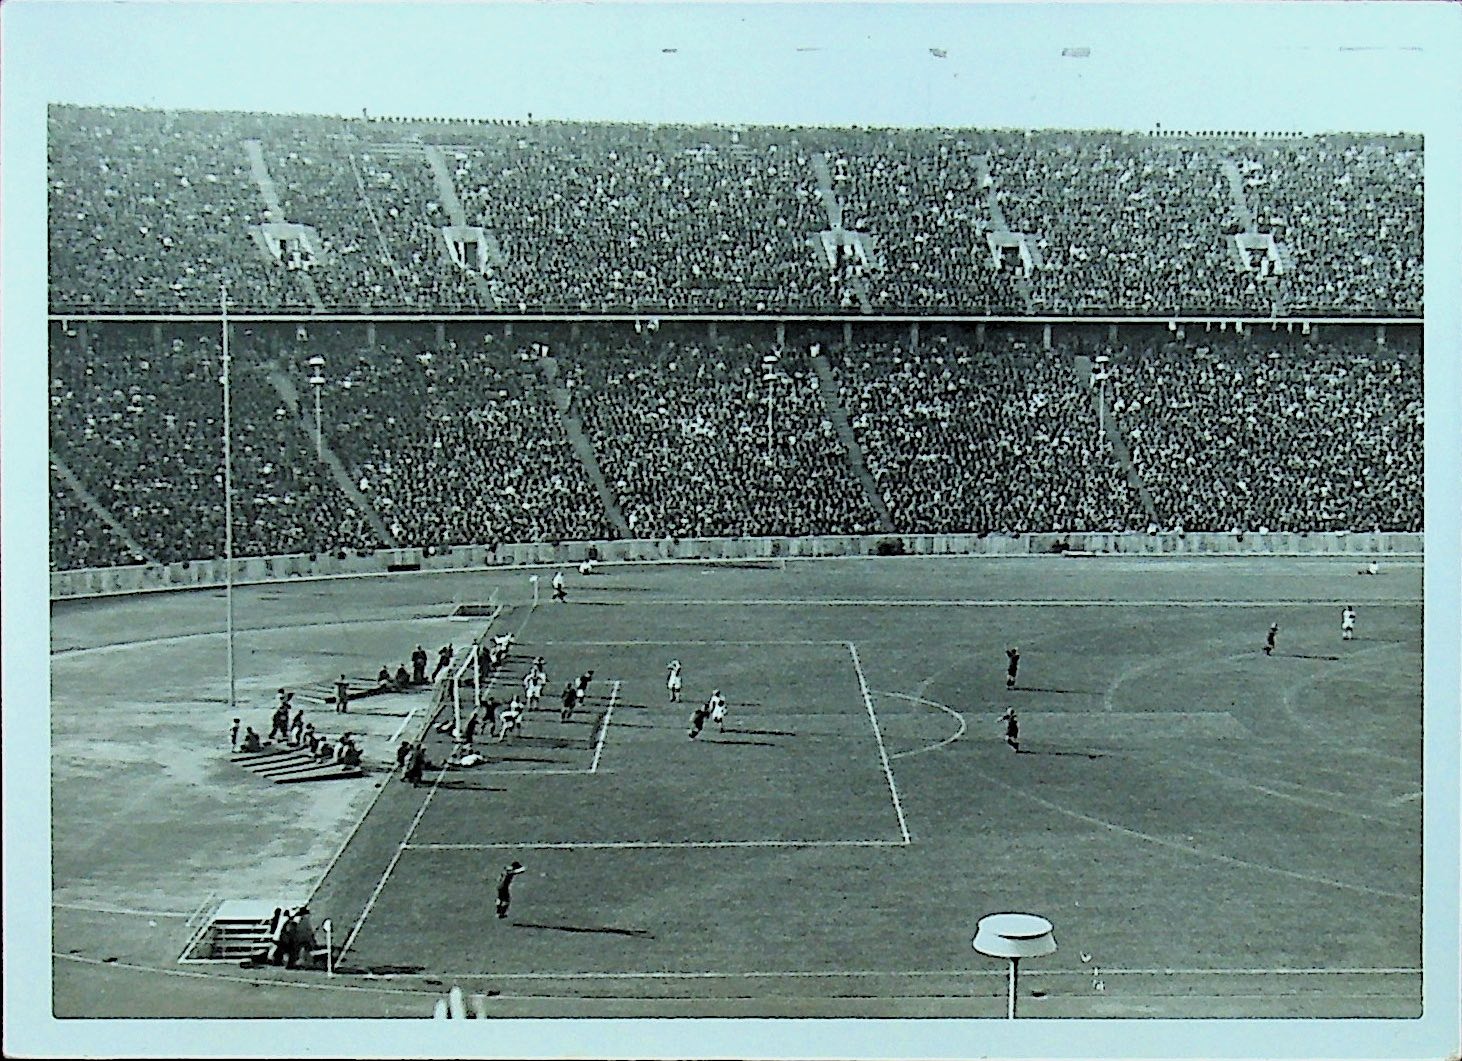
[523,670,545,711]
[496,697,524,742]
[666,660,683,702]
[1342,606,1357,641]
[552,571,567,603]
[708,690,728,732]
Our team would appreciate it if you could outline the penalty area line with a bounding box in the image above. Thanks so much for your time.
[337,763,447,961]
[590,680,620,773]
[847,642,912,845]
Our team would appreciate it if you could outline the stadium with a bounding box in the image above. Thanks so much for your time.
[13,5,1453,1046]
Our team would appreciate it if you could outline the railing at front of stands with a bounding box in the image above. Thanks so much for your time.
[46,311,1424,325]
[49,530,1424,600]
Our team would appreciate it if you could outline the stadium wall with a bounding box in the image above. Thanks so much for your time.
[48,531,1422,600]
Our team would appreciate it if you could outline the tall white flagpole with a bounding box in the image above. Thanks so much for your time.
[221,284,236,714]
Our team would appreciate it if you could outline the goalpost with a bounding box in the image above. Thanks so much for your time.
[447,588,502,735]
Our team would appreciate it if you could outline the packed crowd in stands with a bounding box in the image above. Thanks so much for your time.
[1104,329,1423,533]
[49,323,381,566]
[449,127,831,312]
[48,107,312,312]
[832,336,1149,533]
[1236,140,1423,316]
[285,327,616,547]
[48,321,1423,571]
[990,135,1272,315]
[49,474,142,570]
[829,136,1025,314]
[48,107,1423,317]
[352,150,490,310]
[565,334,883,537]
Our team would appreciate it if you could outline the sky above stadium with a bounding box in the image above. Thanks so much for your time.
[7,1,1449,132]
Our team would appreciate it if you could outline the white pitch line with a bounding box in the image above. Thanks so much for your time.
[53,951,1420,993]
[847,642,911,845]
[387,704,421,745]
[337,594,537,960]
[393,965,1423,982]
[337,763,448,960]
[54,952,458,998]
[533,639,845,646]
[1001,782,1413,902]
[882,690,967,760]
[53,900,196,919]
[639,598,1423,608]
[590,680,621,773]
[404,839,907,851]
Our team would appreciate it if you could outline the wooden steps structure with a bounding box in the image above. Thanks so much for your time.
[180,899,299,963]
[231,745,365,784]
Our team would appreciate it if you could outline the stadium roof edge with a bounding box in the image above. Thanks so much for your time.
[42,103,1422,141]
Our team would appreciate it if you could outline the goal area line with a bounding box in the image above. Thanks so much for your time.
[402,838,906,851]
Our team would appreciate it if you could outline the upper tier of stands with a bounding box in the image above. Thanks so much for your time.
[48,107,1422,317]
[48,321,1422,572]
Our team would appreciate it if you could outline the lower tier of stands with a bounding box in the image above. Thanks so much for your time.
[47,320,1422,573]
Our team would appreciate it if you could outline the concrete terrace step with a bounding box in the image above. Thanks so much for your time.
[265,368,399,548]
[231,747,366,784]
[49,452,159,565]
[808,353,894,533]
[1070,356,1159,526]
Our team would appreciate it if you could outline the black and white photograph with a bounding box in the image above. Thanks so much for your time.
[2,2,1459,1057]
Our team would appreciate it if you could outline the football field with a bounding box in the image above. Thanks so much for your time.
[49,555,1424,1017]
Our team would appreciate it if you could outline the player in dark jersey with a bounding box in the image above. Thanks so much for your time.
[575,670,595,710]
[1264,622,1279,656]
[560,680,578,722]
[431,644,454,682]
[688,700,712,740]
[495,861,525,919]
[1005,647,1021,690]
[1001,707,1020,752]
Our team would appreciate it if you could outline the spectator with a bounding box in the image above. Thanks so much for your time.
[1104,330,1421,532]
[832,335,1146,533]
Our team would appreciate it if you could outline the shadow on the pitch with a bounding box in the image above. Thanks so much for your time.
[708,737,777,748]
[514,735,577,747]
[1016,748,1107,759]
[1283,653,1342,661]
[489,754,561,764]
[1013,687,1093,696]
[727,727,798,738]
[435,780,508,792]
[512,922,654,939]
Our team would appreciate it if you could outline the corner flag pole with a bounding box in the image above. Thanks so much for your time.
[221,284,237,714]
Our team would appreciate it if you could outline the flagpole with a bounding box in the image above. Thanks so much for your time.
[221,284,236,714]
